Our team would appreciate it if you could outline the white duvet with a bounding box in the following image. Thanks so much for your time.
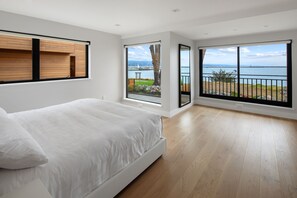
[0,99,163,198]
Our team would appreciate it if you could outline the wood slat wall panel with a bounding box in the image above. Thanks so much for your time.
[0,35,32,51]
[40,52,70,79]
[74,44,86,77]
[0,49,32,82]
[0,35,87,82]
[40,40,75,54]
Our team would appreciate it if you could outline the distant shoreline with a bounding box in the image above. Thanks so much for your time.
[128,66,153,71]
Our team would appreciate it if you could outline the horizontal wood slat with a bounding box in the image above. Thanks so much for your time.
[0,49,32,82]
[0,35,32,51]
[40,52,70,79]
[40,40,74,54]
[74,44,86,77]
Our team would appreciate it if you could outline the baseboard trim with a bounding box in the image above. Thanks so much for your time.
[195,97,297,120]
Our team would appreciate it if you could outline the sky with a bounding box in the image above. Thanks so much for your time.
[127,44,189,67]
[127,43,287,67]
[203,43,287,66]
[180,50,190,67]
[128,44,152,61]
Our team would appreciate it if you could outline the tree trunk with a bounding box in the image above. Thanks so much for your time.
[149,44,161,86]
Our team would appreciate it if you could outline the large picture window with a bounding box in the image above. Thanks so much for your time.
[199,41,292,107]
[0,30,89,84]
[125,42,161,104]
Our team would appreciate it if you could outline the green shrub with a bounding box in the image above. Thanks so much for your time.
[212,69,236,82]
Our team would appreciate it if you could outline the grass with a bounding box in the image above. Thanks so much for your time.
[203,81,287,101]
[135,79,154,86]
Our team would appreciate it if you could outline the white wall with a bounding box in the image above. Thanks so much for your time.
[122,32,194,117]
[0,11,122,113]
[195,29,297,120]
[169,33,195,116]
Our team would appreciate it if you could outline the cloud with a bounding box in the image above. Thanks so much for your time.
[205,47,237,57]
[128,47,151,61]
[241,47,250,53]
[128,51,135,56]
[205,51,226,57]
[218,48,236,53]
[134,46,146,51]
[246,51,286,59]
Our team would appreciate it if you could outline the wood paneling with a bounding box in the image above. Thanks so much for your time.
[40,40,74,54]
[0,49,32,82]
[40,52,70,79]
[74,44,86,77]
[0,35,87,82]
[0,35,31,51]
[117,106,297,198]
[40,42,86,79]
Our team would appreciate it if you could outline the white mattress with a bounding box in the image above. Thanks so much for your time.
[0,99,163,198]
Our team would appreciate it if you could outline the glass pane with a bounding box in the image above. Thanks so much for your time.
[201,47,238,96]
[240,44,287,102]
[126,43,161,104]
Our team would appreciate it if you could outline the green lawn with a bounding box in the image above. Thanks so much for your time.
[135,79,154,86]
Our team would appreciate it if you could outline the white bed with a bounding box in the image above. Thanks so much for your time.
[0,99,166,198]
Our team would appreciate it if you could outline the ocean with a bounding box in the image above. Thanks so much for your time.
[128,62,287,86]
[203,64,287,80]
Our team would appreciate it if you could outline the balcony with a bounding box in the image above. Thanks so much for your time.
[201,73,288,106]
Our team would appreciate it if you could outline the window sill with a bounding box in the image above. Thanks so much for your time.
[197,96,294,111]
[122,97,162,107]
[0,77,91,87]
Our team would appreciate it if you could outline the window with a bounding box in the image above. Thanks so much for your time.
[0,31,89,84]
[125,42,161,104]
[200,41,292,107]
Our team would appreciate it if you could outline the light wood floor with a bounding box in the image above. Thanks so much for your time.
[117,105,297,198]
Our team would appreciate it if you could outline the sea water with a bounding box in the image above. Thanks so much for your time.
[127,63,287,86]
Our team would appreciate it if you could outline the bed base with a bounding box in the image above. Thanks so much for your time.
[86,138,166,198]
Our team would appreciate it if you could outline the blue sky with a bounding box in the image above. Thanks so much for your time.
[128,43,287,66]
[128,45,189,66]
[203,44,287,66]
[128,44,152,61]
[180,50,190,66]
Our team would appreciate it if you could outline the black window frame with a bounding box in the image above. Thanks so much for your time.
[199,41,292,108]
[0,29,90,85]
[125,41,162,104]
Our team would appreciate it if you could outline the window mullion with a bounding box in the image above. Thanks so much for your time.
[237,46,240,98]
[287,43,292,107]
[32,38,40,81]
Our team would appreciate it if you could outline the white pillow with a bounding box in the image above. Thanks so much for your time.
[0,116,48,169]
[0,107,7,117]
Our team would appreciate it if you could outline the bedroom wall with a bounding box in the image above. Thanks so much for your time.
[169,33,195,116]
[195,29,297,120]
[0,11,122,113]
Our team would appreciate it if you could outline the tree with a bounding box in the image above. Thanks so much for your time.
[149,44,161,86]
[212,69,236,82]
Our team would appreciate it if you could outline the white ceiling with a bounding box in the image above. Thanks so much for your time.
[0,0,297,40]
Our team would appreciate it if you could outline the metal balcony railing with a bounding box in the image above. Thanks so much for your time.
[180,75,190,93]
[202,75,287,102]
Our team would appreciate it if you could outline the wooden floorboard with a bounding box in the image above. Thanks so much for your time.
[116,105,297,198]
